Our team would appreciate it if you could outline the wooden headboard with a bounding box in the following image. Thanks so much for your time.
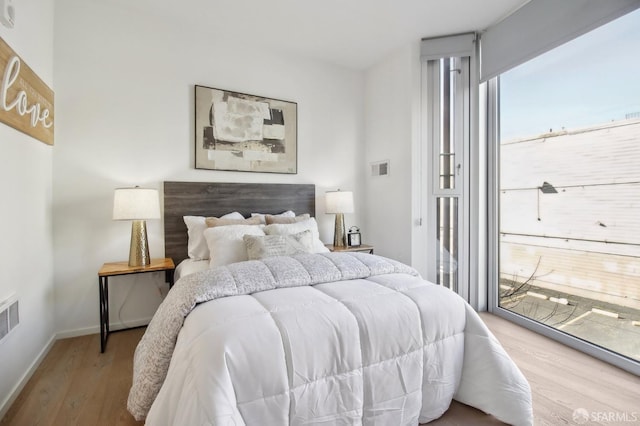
[163,181,316,264]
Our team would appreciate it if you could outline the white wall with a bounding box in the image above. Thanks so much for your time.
[363,43,421,265]
[0,0,55,415]
[53,0,365,336]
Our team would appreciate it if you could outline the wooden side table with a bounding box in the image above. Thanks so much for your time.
[98,258,175,353]
[325,244,374,254]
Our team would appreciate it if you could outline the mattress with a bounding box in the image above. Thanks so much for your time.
[173,258,209,281]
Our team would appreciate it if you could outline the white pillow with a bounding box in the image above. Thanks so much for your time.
[204,225,266,267]
[244,230,314,260]
[251,210,295,224]
[184,212,243,260]
[263,218,329,253]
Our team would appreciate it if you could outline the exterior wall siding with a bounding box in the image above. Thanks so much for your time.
[500,119,640,310]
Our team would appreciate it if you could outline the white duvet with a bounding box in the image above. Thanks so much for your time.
[128,253,532,425]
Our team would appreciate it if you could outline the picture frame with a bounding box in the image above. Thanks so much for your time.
[194,85,297,174]
[348,226,361,247]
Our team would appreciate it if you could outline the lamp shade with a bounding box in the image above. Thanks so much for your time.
[113,187,160,220]
[325,190,354,214]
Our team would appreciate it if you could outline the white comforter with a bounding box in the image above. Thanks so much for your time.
[129,253,532,425]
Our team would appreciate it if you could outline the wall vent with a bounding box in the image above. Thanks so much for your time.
[0,294,18,343]
[371,160,390,177]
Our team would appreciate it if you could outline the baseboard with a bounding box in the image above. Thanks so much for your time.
[56,317,152,339]
[56,325,100,339]
[0,334,56,420]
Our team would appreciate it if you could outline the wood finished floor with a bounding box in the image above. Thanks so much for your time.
[1,328,146,426]
[2,313,638,425]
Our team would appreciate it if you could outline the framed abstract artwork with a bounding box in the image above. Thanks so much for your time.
[194,85,297,174]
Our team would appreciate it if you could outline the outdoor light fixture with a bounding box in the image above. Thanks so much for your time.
[113,187,161,267]
[325,189,354,247]
[537,181,557,221]
[539,181,558,194]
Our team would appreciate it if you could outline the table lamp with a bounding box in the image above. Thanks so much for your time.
[325,189,354,247]
[113,187,160,267]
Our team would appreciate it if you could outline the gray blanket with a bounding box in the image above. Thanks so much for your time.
[127,252,418,420]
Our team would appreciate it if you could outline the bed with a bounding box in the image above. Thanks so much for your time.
[127,181,533,425]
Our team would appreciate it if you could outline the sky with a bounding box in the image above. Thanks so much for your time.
[500,8,640,142]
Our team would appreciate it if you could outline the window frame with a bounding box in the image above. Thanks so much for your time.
[416,33,481,307]
[485,77,640,377]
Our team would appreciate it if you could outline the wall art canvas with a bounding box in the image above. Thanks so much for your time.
[195,85,297,173]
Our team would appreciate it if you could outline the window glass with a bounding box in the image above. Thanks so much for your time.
[498,9,640,362]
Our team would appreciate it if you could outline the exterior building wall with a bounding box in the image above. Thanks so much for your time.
[500,119,640,309]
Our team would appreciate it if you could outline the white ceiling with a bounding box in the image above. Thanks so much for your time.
[105,0,530,70]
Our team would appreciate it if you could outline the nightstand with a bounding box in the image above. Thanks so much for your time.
[98,258,175,353]
[325,244,374,254]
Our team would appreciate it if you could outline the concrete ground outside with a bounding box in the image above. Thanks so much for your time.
[499,279,640,362]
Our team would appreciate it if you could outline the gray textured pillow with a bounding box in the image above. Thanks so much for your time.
[265,213,311,225]
[243,230,314,260]
[205,215,261,227]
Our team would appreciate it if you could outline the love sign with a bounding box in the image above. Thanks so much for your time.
[0,37,54,145]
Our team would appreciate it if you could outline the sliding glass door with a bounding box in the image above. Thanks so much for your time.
[492,9,640,370]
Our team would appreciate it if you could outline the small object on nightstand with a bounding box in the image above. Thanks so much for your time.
[347,226,361,247]
[325,243,374,254]
[97,257,175,353]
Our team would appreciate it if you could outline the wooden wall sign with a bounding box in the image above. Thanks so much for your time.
[0,37,54,146]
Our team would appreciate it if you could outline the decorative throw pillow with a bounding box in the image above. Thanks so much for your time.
[203,225,266,267]
[205,215,262,228]
[184,212,244,260]
[251,210,296,224]
[263,218,329,253]
[265,213,310,225]
[243,230,314,260]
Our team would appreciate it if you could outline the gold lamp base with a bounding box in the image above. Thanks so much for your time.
[333,213,347,247]
[129,220,150,267]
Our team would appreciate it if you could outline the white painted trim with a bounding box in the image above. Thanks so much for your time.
[468,46,483,310]
[56,316,152,339]
[411,60,432,278]
[486,77,500,314]
[420,33,476,61]
[56,325,100,339]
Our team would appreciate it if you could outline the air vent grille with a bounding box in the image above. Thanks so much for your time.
[0,294,18,343]
[371,160,390,177]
